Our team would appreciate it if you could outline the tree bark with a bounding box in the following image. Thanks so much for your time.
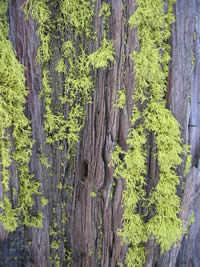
[1,0,200,266]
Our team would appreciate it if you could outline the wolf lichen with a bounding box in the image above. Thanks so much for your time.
[184,149,191,176]
[56,1,114,156]
[0,0,42,231]
[23,0,57,145]
[114,86,126,109]
[89,38,115,69]
[23,1,115,265]
[60,0,94,38]
[112,0,189,265]
[89,3,115,69]
[24,0,114,158]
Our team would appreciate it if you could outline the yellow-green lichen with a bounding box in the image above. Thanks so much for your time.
[40,152,50,169]
[89,3,115,69]
[22,2,115,265]
[188,211,195,228]
[99,2,111,34]
[57,183,63,190]
[89,38,115,69]
[184,149,191,176]
[23,0,57,145]
[112,0,188,265]
[41,196,48,207]
[90,192,97,197]
[60,0,95,38]
[114,86,126,109]
[24,0,114,159]
[97,213,103,261]
[0,0,42,231]
[89,250,94,256]
[49,201,70,266]
[0,196,18,232]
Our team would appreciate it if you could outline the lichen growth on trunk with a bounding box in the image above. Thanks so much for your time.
[112,0,190,266]
[24,0,114,157]
[22,0,115,265]
[0,0,42,231]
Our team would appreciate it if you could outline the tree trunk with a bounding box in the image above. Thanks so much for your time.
[0,0,200,266]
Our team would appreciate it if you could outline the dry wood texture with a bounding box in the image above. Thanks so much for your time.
[0,0,200,266]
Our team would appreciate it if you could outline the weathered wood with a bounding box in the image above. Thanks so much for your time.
[158,0,200,266]
[1,0,200,266]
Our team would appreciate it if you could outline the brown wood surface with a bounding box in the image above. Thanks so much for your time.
[1,0,200,266]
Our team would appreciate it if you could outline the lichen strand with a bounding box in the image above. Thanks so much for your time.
[56,41,94,155]
[60,0,94,38]
[23,0,57,145]
[0,0,42,231]
[112,0,188,266]
[57,1,114,156]
[24,0,114,157]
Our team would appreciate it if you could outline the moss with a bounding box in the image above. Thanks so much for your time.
[112,0,188,265]
[66,250,72,267]
[0,0,42,231]
[57,43,94,156]
[193,31,197,41]
[23,0,57,147]
[12,187,17,197]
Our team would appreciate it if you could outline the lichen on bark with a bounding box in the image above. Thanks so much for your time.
[112,0,190,265]
[24,0,115,157]
[0,0,42,231]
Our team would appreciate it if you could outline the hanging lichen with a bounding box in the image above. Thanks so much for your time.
[0,0,42,231]
[112,0,190,266]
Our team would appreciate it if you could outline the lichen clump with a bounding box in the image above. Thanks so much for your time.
[0,0,42,231]
[24,0,114,158]
[112,0,188,265]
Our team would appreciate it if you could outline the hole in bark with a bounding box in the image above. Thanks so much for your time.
[83,160,88,178]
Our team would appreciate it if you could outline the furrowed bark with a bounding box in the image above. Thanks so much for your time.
[0,0,200,266]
